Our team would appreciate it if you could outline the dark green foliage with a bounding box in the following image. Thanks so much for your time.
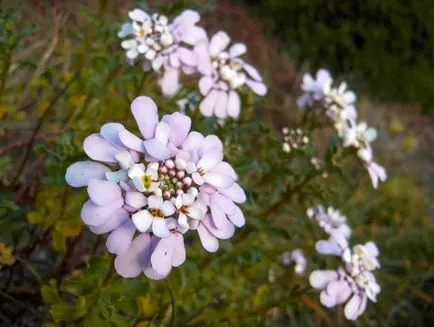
[246,0,434,115]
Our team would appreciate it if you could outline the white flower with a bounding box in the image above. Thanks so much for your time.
[174,193,206,228]
[128,162,161,193]
[186,148,234,188]
[297,69,332,107]
[282,249,307,274]
[307,205,352,239]
[131,195,176,238]
[310,238,381,320]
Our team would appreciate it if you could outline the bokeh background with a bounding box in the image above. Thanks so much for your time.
[0,0,433,326]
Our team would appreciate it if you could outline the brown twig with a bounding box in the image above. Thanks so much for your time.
[0,129,67,155]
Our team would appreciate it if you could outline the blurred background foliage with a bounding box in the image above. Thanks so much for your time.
[0,0,433,326]
[246,0,434,116]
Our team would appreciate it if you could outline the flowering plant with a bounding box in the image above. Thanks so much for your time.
[1,3,429,327]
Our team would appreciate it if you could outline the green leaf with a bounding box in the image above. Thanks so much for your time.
[50,296,87,323]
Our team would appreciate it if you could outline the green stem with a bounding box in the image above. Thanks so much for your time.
[164,280,176,327]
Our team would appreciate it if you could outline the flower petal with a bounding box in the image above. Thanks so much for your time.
[89,208,129,235]
[118,129,145,153]
[83,134,121,163]
[229,43,247,57]
[227,206,245,227]
[227,90,241,118]
[87,179,122,206]
[309,270,338,289]
[177,47,197,66]
[132,210,154,233]
[65,161,110,187]
[214,91,228,119]
[152,218,170,238]
[131,96,159,140]
[199,90,218,117]
[245,79,267,96]
[243,63,263,82]
[171,233,186,267]
[81,199,124,226]
[204,173,234,188]
[151,236,174,275]
[219,183,246,203]
[198,148,223,171]
[209,31,230,56]
[125,191,147,209]
[114,233,152,278]
[106,219,136,255]
[100,123,126,149]
[197,223,219,252]
[162,201,176,217]
[159,68,180,97]
[199,76,214,96]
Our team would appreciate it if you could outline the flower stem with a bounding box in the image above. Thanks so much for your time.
[164,279,176,327]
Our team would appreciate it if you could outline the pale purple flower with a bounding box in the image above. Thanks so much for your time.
[195,31,267,119]
[119,9,207,97]
[282,249,307,274]
[307,205,352,239]
[357,147,387,189]
[297,69,332,107]
[65,95,246,279]
[310,239,381,320]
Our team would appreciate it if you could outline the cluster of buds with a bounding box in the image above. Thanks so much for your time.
[297,69,387,188]
[281,127,309,153]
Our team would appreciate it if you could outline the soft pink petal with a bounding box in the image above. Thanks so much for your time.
[106,219,136,255]
[199,90,218,117]
[177,47,197,66]
[87,179,122,206]
[171,233,186,267]
[89,208,129,235]
[227,206,245,227]
[209,31,230,56]
[159,68,180,97]
[210,203,229,229]
[229,43,247,57]
[151,236,174,275]
[309,270,338,289]
[197,223,219,252]
[114,233,152,278]
[100,123,126,149]
[118,129,145,153]
[211,194,236,215]
[80,198,124,226]
[199,76,214,96]
[65,161,109,187]
[125,191,147,209]
[227,91,241,118]
[83,134,121,163]
[198,148,223,170]
[219,183,246,204]
[131,96,159,140]
[245,79,267,96]
[243,63,263,82]
[214,91,228,119]
[205,173,234,188]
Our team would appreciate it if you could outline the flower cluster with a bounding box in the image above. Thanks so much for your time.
[195,31,267,119]
[281,127,309,153]
[119,9,267,120]
[298,69,387,188]
[307,205,351,239]
[65,96,246,280]
[310,236,381,321]
[307,205,381,320]
[119,10,206,97]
